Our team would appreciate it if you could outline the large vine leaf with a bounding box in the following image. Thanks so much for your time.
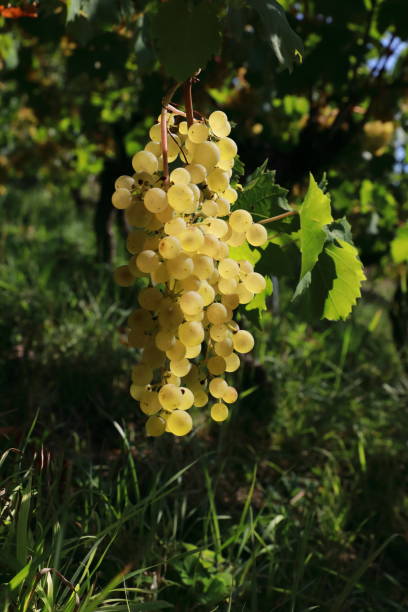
[151,0,221,82]
[322,239,366,320]
[252,0,304,72]
[298,173,333,281]
[391,224,408,263]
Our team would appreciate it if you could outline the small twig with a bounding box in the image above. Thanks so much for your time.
[26,568,80,612]
[259,211,297,225]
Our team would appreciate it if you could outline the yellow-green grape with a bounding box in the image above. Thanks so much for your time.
[167,135,181,161]
[202,199,219,217]
[151,262,170,284]
[210,323,228,342]
[179,291,204,316]
[179,387,194,410]
[233,330,254,353]
[226,230,246,247]
[125,203,153,228]
[218,277,238,295]
[170,167,191,185]
[128,308,154,330]
[146,215,163,231]
[166,253,194,280]
[229,209,253,232]
[211,402,229,422]
[145,415,166,437]
[239,260,254,277]
[207,356,226,375]
[166,339,186,361]
[193,141,220,170]
[126,229,145,254]
[156,206,173,223]
[159,235,181,259]
[145,141,161,156]
[180,276,201,291]
[158,383,183,410]
[130,384,144,400]
[246,223,268,246]
[132,150,159,174]
[158,300,184,328]
[214,337,233,357]
[132,363,153,385]
[136,250,160,273]
[237,283,254,304]
[142,343,166,368]
[223,186,238,204]
[112,188,132,210]
[140,389,161,415]
[216,197,230,217]
[115,175,135,190]
[217,158,234,172]
[149,123,162,142]
[205,218,229,239]
[167,410,193,436]
[193,254,214,280]
[178,120,188,135]
[170,358,191,377]
[217,137,237,160]
[218,258,239,279]
[179,227,204,252]
[209,377,228,399]
[165,216,186,236]
[114,265,134,287]
[207,302,229,325]
[178,321,205,346]
[185,343,201,358]
[243,272,266,294]
[144,187,168,213]
[128,328,148,348]
[167,184,195,212]
[155,330,176,352]
[224,352,240,372]
[222,386,238,404]
[194,389,209,407]
[207,168,229,193]
[208,110,231,138]
[200,234,220,257]
[164,372,181,386]
[186,163,207,183]
[198,280,216,306]
[188,122,210,144]
[138,287,163,311]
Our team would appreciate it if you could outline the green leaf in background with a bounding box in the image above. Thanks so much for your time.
[391,224,408,264]
[322,239,366,320]
[66,0,81,22]
[237,166,291,227]
[229,242,261,266]
[252,0,304,72]
[256,234,300,281]
[298,173,333,280]
[151,0,221,82]
[324,217,353,245]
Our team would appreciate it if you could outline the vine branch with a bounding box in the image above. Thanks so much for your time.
[259,210,297,225]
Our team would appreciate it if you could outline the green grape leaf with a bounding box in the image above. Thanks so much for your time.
[324,217,353,245]
[322,239,366,320]
[66,0,81,22]
[151,0,221,82]
[256,234,300,280]
[237,166,292,229]
[252,0,304,72]
[391,224,408,264]
[298,173,333,280]
[229,242,261,266]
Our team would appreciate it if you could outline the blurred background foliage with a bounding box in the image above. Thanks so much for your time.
[1,0,408,610]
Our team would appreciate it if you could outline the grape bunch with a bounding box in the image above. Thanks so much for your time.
[111,108,268,437]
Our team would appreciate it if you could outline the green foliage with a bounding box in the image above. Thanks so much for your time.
[391,224,408,264]
[252,0,305,72]
[151,0,222,81]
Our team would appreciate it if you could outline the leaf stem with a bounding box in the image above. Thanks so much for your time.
[259,210,297,225]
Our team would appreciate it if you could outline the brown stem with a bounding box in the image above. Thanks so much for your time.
[183,78,194,127]
[161,82,183,186]
[259,210,297,225]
